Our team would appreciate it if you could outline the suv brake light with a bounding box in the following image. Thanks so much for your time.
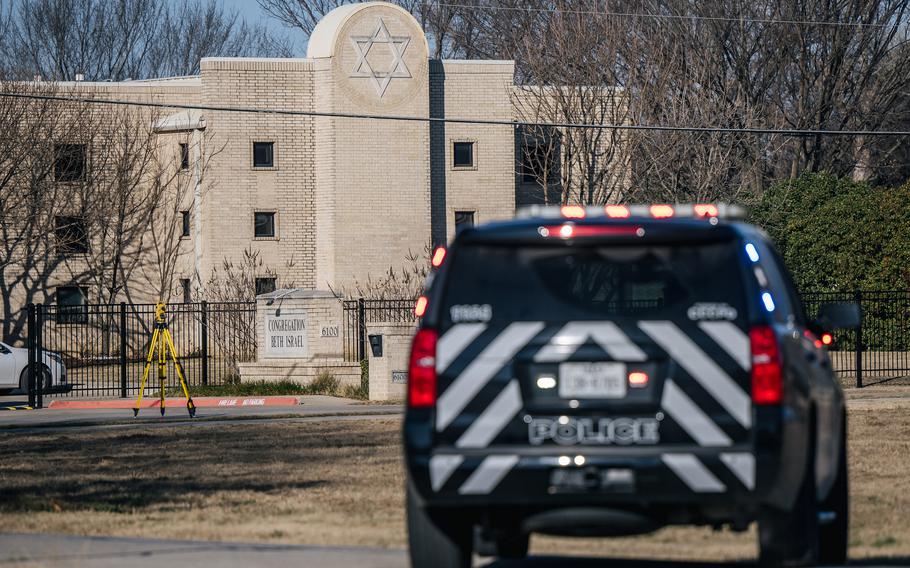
[408,329,438,408]
[750,325,782,405]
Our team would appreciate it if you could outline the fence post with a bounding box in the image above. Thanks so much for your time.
[855,290,863,389]
[35,303,43,409]
[201,301,209,386]
[119,302,128,398]
[357,298,366,362]
[26,303,36,408]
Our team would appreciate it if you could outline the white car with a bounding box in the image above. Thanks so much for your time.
[0,341,67,394]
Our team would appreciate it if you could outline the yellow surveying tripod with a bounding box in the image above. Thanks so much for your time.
[133,303,196,417]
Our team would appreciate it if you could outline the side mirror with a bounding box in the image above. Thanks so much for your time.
[816,302,861,330]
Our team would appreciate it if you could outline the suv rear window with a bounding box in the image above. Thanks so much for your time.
[440,241,746,327]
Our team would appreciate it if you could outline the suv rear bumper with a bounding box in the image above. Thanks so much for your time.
[410,445,759,506]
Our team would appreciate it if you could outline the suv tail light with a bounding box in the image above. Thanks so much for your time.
[750,325,782,405]
[408,329,438,408]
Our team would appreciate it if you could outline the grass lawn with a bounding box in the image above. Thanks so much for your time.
[0,394,907,562]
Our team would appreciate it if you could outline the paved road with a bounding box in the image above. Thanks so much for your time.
[0,395,401,431]
[1,533,907,567]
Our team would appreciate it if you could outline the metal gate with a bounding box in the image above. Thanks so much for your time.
[25,301,256,406]
[342,298,416,362]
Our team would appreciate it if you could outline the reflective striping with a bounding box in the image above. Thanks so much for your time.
[436,323,487,373]
[436,322,544,431]
[456,380,522,448]
[639,321,751,428]
[662,380,732,446]
[458,455,520,495]
[721,452,756,490]
[698,321,751,371]
[429,454,464,492]
[662,453,726,493]
[534,322,647,362]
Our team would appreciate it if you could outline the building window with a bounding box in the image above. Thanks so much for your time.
[255,277,276,296]
[179,278,192,303]
[453,141,474,168]
[455,210,475,233]
[254,212,275,238]
[253,142,274,168]
[55,215,89,254]
[54,144,86,182]
[56,286,88,324]
[179,143,190,170]
[181,211,191,237]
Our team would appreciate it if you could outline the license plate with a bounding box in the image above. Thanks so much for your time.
[558,362,627,398]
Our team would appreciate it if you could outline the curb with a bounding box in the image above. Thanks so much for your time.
[47,396,301,410]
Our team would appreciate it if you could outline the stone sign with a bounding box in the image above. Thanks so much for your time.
[264,311,309,358]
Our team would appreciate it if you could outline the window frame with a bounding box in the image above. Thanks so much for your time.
[452,140,476,170]
[252,141,276,169]
[454,210,476,234]
[255,277,277,296]
[180,211,191,238]
[54,215,89,255]
[179,143,190,170]
[54,143,87,183]
[179,278,192,304]
[253,211,277,239]
[56,285,89,325]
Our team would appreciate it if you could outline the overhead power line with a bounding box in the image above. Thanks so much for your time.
[431,1,893,28]
[2,92,909,137]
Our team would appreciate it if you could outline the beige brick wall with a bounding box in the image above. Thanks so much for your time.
[430,60,516,244]
[4,3,557,334]
[199,58,317,291]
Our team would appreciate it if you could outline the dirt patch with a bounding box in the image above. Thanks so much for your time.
[0,399,908,563]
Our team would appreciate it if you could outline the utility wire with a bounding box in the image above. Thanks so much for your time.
[2,91,909,137]
[430,1,894,28]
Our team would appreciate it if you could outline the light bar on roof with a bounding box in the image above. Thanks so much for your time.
[516,203,747,220]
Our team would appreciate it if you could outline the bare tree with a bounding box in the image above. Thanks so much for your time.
[511,6,635,205]
[0,81,93,341]
[257,0,464,58]
[1,0,290,82]
[445,0,910,199]
[143,127,226,304]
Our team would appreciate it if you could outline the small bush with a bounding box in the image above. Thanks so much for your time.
[172,379,307,397]
[307,371,339,396]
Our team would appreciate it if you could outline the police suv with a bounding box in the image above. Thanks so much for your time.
[404,204,859,567]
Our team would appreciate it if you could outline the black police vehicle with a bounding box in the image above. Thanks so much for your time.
[403,204,859,567]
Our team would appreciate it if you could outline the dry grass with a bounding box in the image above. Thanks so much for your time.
[0,395,908,563]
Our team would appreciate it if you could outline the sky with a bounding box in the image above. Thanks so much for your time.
[190,0,308,55]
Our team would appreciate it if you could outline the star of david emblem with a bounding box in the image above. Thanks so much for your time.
[349,18,412,98]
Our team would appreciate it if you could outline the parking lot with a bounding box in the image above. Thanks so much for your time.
[0,389,908,566]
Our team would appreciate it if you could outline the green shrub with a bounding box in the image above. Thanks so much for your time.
[749,173,910,292]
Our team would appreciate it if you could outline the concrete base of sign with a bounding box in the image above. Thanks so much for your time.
[238,359,361,387]
[240,289,360,389]
[366,322,417,401]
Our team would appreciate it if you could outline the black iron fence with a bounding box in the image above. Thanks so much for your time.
[801,291,910,387]
[19,290,909,404]
[343,298,417,361]
[26,301,255,404]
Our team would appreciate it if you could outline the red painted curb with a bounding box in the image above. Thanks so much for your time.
[47,396,301,410]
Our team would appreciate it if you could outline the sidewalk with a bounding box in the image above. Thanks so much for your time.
[0,394,401,429]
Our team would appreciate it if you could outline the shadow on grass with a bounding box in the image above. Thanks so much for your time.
[0,420,392,513]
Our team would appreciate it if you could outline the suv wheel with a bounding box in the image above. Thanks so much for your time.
[407,483,472,568]
[759,429,819,567]
[818,415,849,565]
